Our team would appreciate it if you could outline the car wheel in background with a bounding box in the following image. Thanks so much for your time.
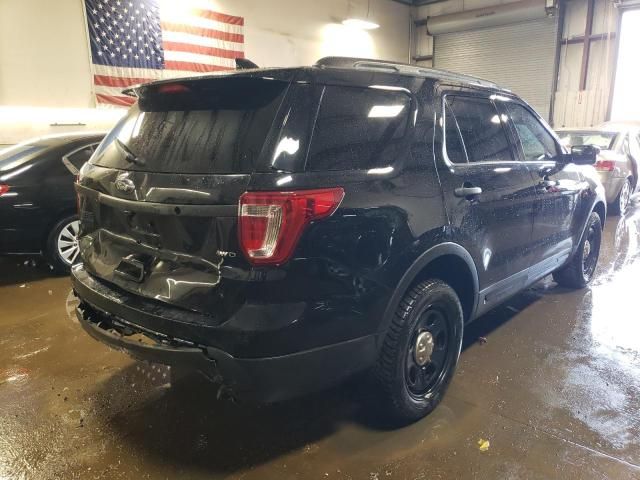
[372,279,464,425]
[45,215,80,274]
[553,211,602,288]
[611,178,632,215]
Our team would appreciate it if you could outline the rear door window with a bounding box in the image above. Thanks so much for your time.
[306,85,411,171]
[63,144,96,174]
[444,103,467,164]
[91,77,289,174]
[503,102,559,161]
[444,95,514,163]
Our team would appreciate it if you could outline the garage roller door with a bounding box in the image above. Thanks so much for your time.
[433,18,559,120]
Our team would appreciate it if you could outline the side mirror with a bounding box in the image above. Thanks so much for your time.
[562,144,598,165]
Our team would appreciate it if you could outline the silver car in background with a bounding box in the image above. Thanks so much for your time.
[557,122,640,215]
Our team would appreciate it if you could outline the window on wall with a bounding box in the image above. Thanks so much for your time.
[306,85,411,171]
[444,95,513,163]
[504,102,559,161]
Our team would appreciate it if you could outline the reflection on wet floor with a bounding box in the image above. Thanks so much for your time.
[2,202,640,479]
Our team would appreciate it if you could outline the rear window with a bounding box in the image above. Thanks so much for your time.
[558,132,617,151]
[91,77,289,174]
[445,95,514,163]
[306,86,411,171]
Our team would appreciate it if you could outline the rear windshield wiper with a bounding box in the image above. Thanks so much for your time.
[115,138,145,166]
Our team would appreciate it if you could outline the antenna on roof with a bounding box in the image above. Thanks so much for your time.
[235,58,259,70]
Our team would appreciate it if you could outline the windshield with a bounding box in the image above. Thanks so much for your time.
[91,77,289,174]
[0,143,46,172]
[558,132,617,151]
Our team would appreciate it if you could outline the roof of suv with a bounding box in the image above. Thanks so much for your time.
[314,57,504,90]
[130,56,509,96]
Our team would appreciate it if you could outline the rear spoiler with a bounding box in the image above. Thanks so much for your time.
[122,58,260,98]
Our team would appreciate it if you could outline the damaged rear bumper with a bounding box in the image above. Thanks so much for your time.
[71,263,377,403]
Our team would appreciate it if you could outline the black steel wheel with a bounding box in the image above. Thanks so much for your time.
[405,307,452,399]
[553,211,602,288]
[372,279,463,424]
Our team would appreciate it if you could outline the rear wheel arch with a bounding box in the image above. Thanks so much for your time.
[380,243,479,335]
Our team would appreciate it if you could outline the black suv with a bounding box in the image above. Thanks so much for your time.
[72,57,605,423]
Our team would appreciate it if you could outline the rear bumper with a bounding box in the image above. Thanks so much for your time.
[72,264,378,403]
[597,171,625,204]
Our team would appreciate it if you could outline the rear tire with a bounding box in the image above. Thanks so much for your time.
[45,215,80,274]
[610,178,632,215]
[553,212,602,289]
[371,279,463,425]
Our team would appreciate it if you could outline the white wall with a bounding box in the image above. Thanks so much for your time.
[413,0,621,128]
[0,0,411,145]
[553,0,618,128]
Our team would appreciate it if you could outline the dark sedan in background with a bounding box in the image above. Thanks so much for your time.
[0,132,105,272]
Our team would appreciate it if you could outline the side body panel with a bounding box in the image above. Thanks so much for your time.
[0,140,93,253]
[432,84,539,296]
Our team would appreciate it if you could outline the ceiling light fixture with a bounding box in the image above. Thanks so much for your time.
[343,0,380,30]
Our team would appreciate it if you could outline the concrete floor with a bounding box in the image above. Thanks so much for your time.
[2,204,640,480]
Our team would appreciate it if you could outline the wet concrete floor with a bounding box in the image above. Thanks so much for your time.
[2,203,640,480]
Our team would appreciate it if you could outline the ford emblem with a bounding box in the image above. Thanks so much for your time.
[114,175,135,193]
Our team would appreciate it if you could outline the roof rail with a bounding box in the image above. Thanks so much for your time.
[314,56,502,90]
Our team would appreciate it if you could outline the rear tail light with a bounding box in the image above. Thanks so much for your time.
[238,188,345,266]
[0,184,9,196]
[595,159,615,171]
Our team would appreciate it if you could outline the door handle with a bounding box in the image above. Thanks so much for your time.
[454,186,483,198]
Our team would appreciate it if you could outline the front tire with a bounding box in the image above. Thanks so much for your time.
[45,215,80,274]
[372,279,463,425]
[553,211,602,289]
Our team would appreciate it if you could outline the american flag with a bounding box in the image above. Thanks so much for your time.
[84,0,244,106]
